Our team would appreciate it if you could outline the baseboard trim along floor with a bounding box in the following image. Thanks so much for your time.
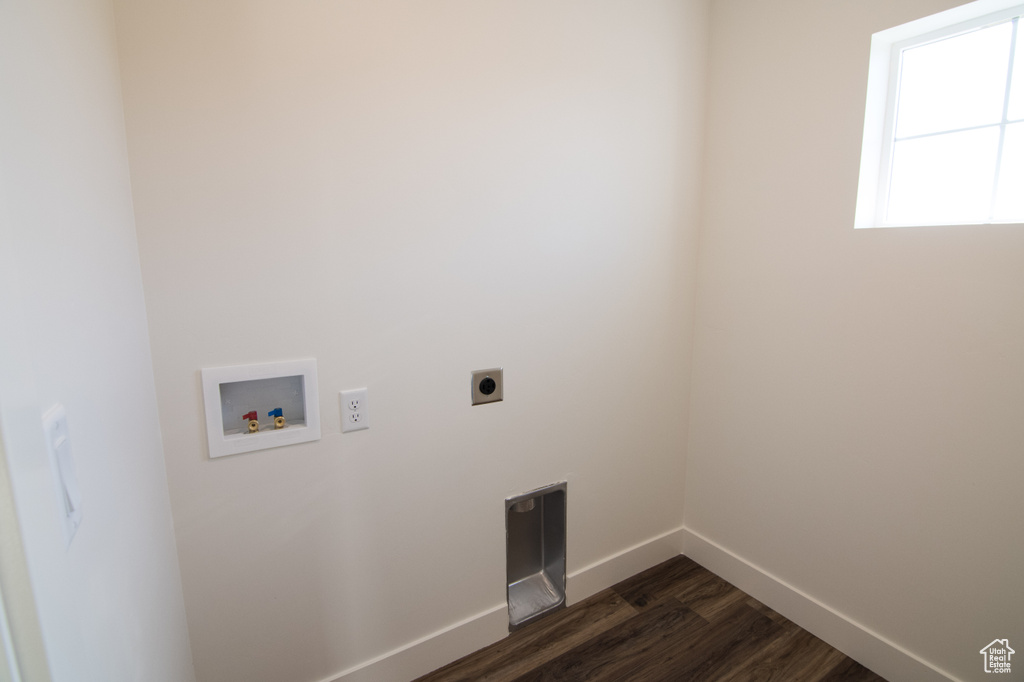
[324,525,955,682]
[679,527,959,682]
[324,527,685,682]
[416,554,884,681]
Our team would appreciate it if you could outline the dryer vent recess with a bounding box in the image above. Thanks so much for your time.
[505,482,566,631]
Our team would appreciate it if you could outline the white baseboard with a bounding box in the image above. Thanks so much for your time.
[319,525,957,682]
[325,526,686,682]
[322,604,508,682]
[567,526,686,604]
[680,527,959,682]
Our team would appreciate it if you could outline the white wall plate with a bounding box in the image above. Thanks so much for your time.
[201,359,321,458]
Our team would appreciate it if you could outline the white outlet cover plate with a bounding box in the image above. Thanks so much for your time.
[340,388,369,433]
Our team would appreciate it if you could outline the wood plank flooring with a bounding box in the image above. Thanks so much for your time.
[415,556,887,682]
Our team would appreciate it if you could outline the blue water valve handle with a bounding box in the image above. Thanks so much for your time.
[269,407,286,429]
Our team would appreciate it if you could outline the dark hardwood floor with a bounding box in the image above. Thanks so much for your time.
[415,556,887,682]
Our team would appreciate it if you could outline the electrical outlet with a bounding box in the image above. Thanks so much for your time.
[471,368,503,405]
[340,388,369,433]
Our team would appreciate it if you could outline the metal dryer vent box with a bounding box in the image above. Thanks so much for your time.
[505,482,567,631]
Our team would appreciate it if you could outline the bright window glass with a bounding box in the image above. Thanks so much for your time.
[888,127,1001,224]
[859,5,1024,227]
[993,122,1024,219]
[895,22,1012,138]
[1009,31,1024,119]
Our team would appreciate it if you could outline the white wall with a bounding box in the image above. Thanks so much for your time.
[686,1,1024,680]
[9,1,1013,680]
[0,1,195,681]
[113,1,708,681]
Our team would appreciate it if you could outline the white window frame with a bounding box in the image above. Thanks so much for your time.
[855,0,1024,229]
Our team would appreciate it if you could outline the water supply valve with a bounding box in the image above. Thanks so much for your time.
[268,407,285,429]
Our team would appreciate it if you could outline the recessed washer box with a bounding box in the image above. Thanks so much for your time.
[201,359,320,459]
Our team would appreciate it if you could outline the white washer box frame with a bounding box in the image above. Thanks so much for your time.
[201,358,321,459]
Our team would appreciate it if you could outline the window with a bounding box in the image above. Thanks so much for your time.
[855,1,1024,228]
